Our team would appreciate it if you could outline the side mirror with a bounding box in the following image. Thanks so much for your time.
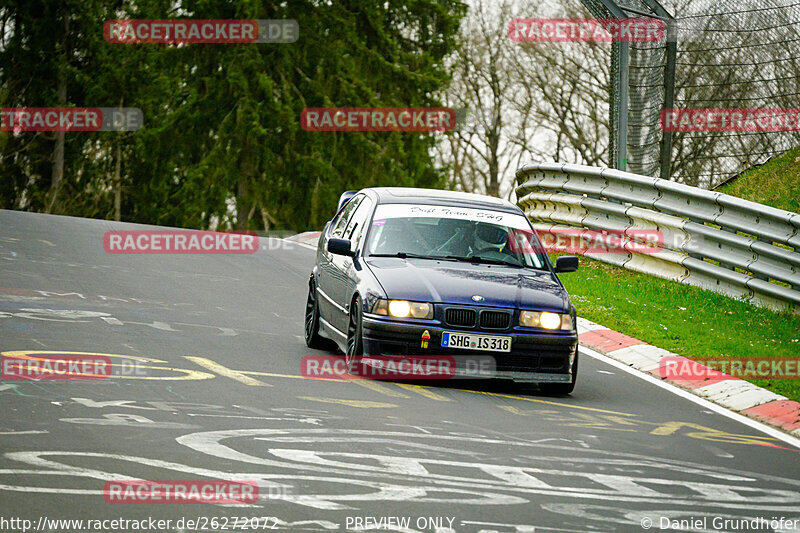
[327,238,354,257]
[554,256,579,273]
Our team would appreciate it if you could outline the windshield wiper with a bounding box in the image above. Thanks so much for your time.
[441,255,533,269]
[369,252,460,261]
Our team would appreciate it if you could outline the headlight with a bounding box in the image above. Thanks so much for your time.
[519,310,573,331]
[540,312,561,330]
[389,300,412,317]
[372,299,433,319]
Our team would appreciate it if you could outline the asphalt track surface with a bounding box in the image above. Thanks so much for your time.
[1,209,799,533]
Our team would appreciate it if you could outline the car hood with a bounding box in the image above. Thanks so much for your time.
[365,257,571,312]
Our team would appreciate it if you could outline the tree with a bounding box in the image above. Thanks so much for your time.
[1,0,467,231]
[435,0,610,199]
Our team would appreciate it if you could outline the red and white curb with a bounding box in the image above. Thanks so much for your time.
[285,231,320,249]
[577,317,800,440]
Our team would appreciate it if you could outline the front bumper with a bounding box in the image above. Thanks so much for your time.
[361,314,577,383]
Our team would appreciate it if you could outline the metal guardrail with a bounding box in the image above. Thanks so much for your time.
[515,162,800,311]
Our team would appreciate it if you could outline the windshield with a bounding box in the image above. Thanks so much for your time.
[365,203,548,269]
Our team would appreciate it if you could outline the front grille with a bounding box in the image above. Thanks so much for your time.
[445,307,476,327]
[480,310,511,330]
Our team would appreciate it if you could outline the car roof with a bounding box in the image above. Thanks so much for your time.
[361,187,521,214]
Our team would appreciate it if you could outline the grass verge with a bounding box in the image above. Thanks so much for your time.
[556,253,800,402]
[716,146,800,214]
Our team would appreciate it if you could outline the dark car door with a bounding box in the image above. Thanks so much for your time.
[328,195,374,332]
[317,195,363,334]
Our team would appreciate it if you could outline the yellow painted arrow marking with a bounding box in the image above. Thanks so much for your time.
[184,356,270,386]
[396,383,452,401]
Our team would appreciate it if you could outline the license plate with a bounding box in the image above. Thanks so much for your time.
[441,331,511,352]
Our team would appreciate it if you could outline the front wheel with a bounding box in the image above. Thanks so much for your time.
[345,296,364,372]
[539,350,578,395]
[304,280,325,349]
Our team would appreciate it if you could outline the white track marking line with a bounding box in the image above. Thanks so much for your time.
[581,346,800,450]
[281,238,316,250]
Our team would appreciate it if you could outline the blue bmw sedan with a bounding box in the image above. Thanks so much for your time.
[304,187,580,394]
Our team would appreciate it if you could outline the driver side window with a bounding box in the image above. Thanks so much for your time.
[344,197,374,252]
[330,195,363,239]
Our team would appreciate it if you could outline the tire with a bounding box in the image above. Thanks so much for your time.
[539,350,578,395]
[304,280,326,349]
[345,296,364,372]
